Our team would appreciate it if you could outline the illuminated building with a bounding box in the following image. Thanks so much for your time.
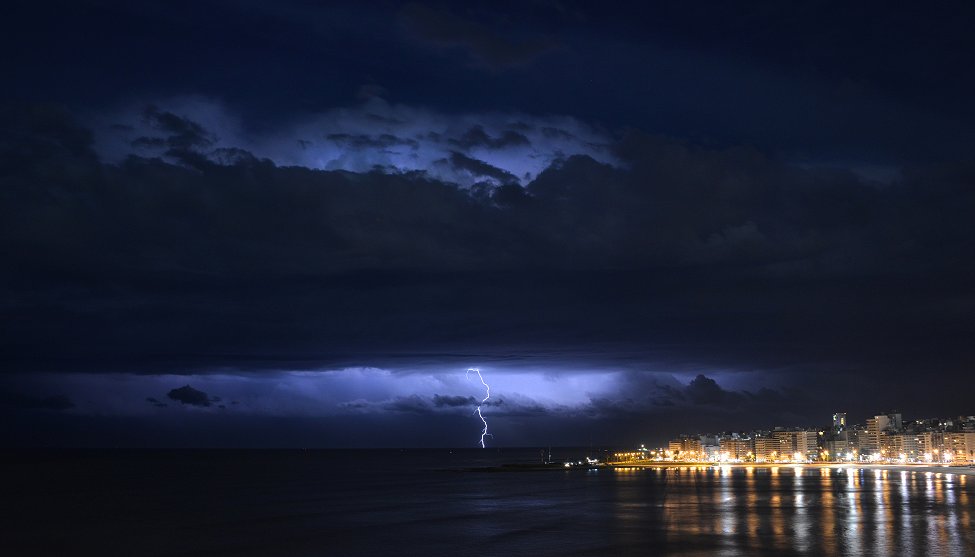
[668,436,704,460]
[659,410,972,465]
[846,426,864,455]
[946,432,975,463]
[823,433,850,461]
[668,440,682,456]
[832,412,847,431]
[718,436,755,461]
[881,433,921,462]
[769,429,818,462]
[913,431,940,459]
[753,434,777,463]
[823,410,859,459]
[864,413,902,457]
[699,435,720,461]
[863,416,884,455]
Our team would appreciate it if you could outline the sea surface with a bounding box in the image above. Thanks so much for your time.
[3,449,974,556]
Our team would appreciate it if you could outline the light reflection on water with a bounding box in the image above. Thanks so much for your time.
[609,465,974,556]
[7,451,975,556]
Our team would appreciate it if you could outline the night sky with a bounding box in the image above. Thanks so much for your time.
[2,1,974,448]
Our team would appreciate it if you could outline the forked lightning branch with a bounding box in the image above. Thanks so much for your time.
[467,368,492,448]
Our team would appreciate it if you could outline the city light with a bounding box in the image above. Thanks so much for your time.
[648,412,975,467]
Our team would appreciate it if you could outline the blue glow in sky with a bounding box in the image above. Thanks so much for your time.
[91,97,617,187]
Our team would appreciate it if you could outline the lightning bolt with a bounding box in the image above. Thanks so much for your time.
[467,368,492,448]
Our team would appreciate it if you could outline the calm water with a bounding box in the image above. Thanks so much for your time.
[3,449,974,556]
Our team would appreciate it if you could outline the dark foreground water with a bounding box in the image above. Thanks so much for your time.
[3,449,974,556]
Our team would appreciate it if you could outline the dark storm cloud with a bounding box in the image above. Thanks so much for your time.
[3,0,974,449]
[669,375,730,406]
[167,385,215,407]
[341,392,528,416]
[6,1,974,168]
[399,3,561,69]
[593,374,745,414]
[338,400,370,411]
[124,105,221,169]
[432,394,476,407]
[384,395,431,414]
[443,151,519,184]
[146,397,168,408]
[2,104,975,422]
[573,372,832,438]
[139,105,215,150]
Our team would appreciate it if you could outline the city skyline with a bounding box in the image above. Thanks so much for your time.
[642,410,975,465]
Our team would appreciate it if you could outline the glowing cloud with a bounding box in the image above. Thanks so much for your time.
[89,97,616,187]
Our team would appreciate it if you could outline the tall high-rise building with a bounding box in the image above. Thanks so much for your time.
[865,412,904,456]
[832,412,847,430]
[888,412,903,431]
[864,415,888,455]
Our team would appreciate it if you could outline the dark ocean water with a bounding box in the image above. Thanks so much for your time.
[3,449,974,556]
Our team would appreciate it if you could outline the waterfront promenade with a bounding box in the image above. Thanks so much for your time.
[606,461,975,476]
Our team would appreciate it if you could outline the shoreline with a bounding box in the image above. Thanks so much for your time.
[606,461,975,476]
